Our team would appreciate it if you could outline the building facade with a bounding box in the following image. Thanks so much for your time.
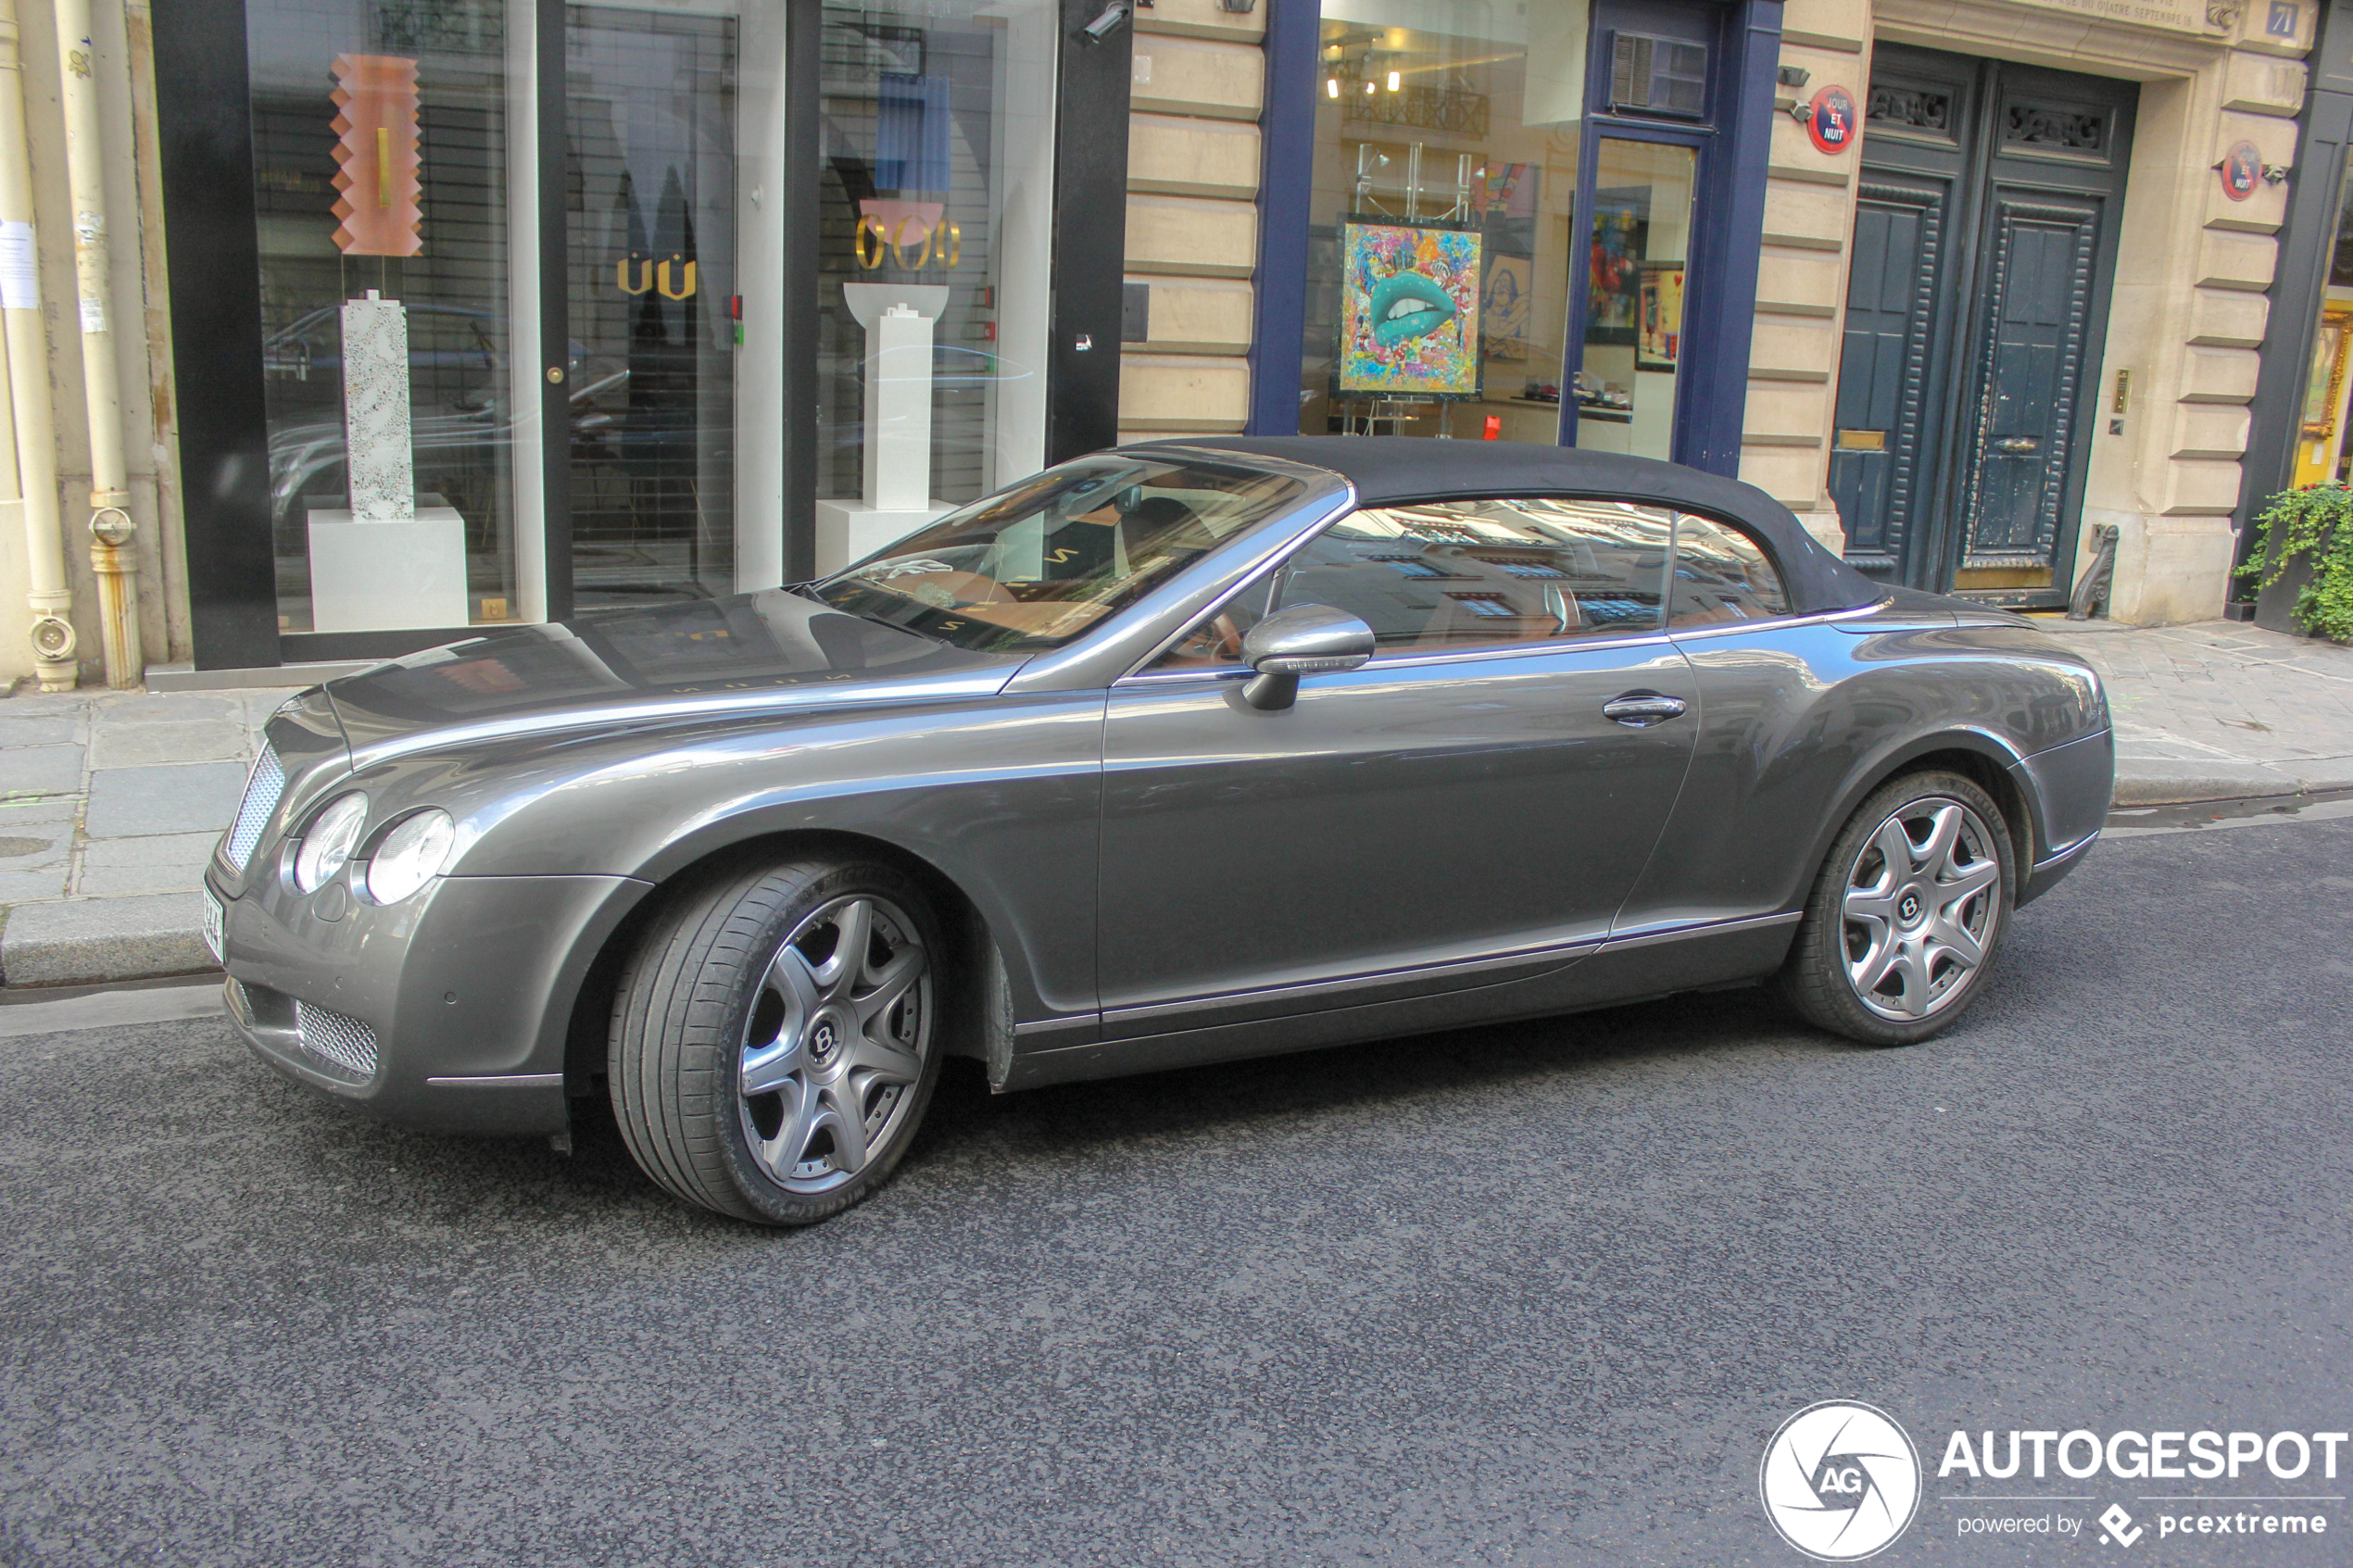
[0,0,2347,685]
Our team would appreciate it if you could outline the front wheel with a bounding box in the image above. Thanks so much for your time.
[609,858,943,1225]
[1780,771,2015,1046]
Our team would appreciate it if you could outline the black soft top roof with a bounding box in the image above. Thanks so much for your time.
[1153,435,1884,617]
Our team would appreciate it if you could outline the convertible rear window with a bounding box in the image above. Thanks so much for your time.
[812,457,1307,653]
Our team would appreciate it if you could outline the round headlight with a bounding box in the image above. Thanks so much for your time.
[363,809,456,905]
[293,793,368,893]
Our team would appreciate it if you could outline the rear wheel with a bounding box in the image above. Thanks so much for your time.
[609,857,942,1225]
[1780,771,2014,1046]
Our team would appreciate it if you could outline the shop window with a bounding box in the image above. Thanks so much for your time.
[565,6,750,611]
[2297,159,2353,489]
[1575,138,1693,461]
[247,0,530,634]
[812,1,1059,572]
[1296,5,1589,445]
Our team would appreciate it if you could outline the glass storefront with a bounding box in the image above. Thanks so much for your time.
[250,0,531,633]
[812,0,1055,568]
[566,4,747,611]
[1575,136,1692,457]
[2291,159,2353,489]
[1300,1,1588,445]
[238,0,1055,642]
[1291,0,1735,465]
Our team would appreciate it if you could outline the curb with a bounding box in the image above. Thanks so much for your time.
[2114,757,2353,807]
[0,892,220,990]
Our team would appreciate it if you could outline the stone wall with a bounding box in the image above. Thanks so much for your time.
[1751,0,2318,624]
[1120,0,1265,442]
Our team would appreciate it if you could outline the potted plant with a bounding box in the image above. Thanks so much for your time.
[2238,482,2353,643]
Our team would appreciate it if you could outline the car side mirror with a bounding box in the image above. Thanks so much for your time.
[1237,604,1375,710]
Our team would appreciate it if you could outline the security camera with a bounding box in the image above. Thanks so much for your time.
[1080,0,1128,43]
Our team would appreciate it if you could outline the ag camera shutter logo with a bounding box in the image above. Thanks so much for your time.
[1760,1400,1923,1561]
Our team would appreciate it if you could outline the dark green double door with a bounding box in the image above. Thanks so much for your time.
[1830,46,2137,604]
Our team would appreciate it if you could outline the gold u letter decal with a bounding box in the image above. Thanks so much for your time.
[617,257,653,294]
[658,257,698,299]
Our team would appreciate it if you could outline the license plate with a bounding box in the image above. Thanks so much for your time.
[201,886,225,966]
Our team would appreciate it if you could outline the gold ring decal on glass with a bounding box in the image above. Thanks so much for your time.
[850,214,961,270]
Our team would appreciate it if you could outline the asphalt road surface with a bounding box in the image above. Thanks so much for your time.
[4,813,2349,1568]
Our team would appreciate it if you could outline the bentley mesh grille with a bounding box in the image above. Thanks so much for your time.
[223,746,286,871]
[294,1001,379,1077]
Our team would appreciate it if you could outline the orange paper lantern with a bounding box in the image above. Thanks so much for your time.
[330,54,422,257]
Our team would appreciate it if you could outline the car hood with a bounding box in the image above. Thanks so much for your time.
[324,589,1027,771]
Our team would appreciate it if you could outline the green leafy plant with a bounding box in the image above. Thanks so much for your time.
[2237,481,2353,643]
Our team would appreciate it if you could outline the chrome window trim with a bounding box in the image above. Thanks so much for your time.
[1664,601,1881,641]
[1114,599,1885,686]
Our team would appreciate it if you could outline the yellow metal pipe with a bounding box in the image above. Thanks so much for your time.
[0,0,72,689]
[53,0,135,685]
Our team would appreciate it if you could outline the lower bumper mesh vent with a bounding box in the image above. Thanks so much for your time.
[294,1001,379,1077]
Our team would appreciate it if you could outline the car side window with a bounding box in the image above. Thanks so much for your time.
[1142,572,1280,671]
[1668,511,1790,625]
[1271,497,1674,653]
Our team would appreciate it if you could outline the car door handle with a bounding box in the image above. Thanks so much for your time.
[1602,692,1687,727]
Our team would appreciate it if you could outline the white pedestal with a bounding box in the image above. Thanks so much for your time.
[814,498,955,577]
[308,508,471,632]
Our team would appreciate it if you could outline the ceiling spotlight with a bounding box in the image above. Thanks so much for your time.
[1386,68,1401,91]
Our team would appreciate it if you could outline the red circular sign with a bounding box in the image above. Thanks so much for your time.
[1807,85,1857,155]
[2221,140,2261,201]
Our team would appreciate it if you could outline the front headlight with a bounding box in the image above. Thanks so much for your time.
[293,793,368,892]
[363,809,456,905]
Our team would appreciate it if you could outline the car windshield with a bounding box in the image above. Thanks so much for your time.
[812,456,1306,653]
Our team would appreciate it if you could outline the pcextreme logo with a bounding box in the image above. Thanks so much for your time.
[1760,1401,1924,1561]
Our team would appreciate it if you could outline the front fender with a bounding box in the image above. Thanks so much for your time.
[333,691,1108,1028]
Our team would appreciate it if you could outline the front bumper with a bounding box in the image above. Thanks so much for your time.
[210,862,651,1135]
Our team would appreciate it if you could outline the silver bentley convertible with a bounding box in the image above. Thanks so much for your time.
[207,438,2113,1225]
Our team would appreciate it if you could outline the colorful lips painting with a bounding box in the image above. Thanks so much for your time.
[1338,220,1481,397]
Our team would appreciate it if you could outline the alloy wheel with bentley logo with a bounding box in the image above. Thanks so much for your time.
[1780,771,2017,1047]
[610,860,944,1225]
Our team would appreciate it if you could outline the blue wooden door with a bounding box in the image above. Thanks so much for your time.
[1831,48,2135,604]
[1829,181,1951,580]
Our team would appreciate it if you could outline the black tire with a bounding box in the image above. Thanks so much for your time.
[609,856,944,1225]
[1780,770,2016,1047]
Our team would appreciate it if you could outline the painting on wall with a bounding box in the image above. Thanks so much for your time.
[1638,263,1684,371]
[1587,197,1646,346]
[1475,162,1541,257]
[1337,220,1482,397]
[1482,252,1532,362]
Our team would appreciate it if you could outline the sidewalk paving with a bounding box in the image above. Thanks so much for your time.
[2030,615,2353,805]
[2,616,2349,988]
[0,687,281,987]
